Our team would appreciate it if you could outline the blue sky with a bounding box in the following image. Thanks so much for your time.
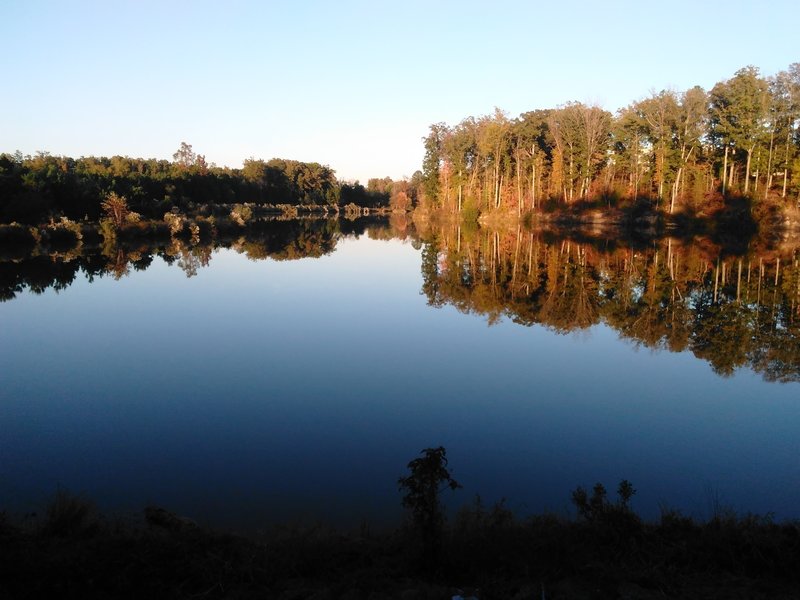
[1,0,796,183]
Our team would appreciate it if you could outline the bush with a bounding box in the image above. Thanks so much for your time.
[0,223,37,248]
[41,489,97,538]
[399,446,461,565]
[41,217,83,251]
[571,479,641,531]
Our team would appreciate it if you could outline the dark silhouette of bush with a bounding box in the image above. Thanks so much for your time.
[571,479,642,536]
[398,446,461,566]
[41,489,97,538]
[2,480,800,598]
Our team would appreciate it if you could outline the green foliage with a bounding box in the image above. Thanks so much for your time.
[459,199,480,226]
[339,181,389,208]
[421,123,445,205]
[264,158,339,206]
[172,142,207,173]
[419,61,800,215]
[0,150,392,226]
[710,66,771,195]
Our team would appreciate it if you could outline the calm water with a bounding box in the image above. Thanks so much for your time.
[2,222,799,529]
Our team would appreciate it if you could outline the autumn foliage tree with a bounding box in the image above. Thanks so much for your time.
[100,192,130,228]
[421,62,800,216]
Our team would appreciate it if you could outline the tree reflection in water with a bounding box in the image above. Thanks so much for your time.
[420,225,799,382]
[1,217,798,382]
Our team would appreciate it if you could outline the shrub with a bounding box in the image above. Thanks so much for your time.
[399,446,461,564]
[101,192,130,228]
[41,489,96,538]
[572,479,639,526]
[42,217,83,251]
[0,223,37,248]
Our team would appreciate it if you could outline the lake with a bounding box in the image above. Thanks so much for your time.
[1,218,799,530]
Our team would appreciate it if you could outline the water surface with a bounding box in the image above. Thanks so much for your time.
[2,223,799,528]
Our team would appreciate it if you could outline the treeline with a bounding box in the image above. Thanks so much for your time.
[0,143,417,225]
[421,64,800,218]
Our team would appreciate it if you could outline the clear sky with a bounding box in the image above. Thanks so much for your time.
[1,0,796,183]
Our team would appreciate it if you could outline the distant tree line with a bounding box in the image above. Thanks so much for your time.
[420,64,800,216]
[0,143,418,224]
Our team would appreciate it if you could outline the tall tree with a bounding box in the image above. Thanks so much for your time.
[671,86,707,211]
[770,64,800,199]
[422,123,446,208]
[612,105,648,200]
[636,91,680,204]
[549,103,610,202]
[709,67,770,195]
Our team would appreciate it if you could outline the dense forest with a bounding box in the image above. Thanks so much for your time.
[419,64,800,221]
[3,63,800,235]
[0,143,411,225]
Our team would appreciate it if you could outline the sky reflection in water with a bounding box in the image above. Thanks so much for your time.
[1,233,799,529]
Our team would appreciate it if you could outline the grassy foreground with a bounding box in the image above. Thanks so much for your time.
[2,487,799,599]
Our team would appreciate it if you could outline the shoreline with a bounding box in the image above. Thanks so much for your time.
[3,487,799,599]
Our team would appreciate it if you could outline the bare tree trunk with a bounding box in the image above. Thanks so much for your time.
[443,164,450,211]
[516,144,522,217]
[765,129,775,201]
[531,145,536,211]
[568,147,574,203]
[783,129,790,198]
[670,167,680,214]
[728,148,736,191]
[497,174,503,209]
[457,170,462,213]
[494,160,500,209]
[484,166,490,212]
[722,145,728,195]
[744,147,753,195]
[468,153,480,198]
